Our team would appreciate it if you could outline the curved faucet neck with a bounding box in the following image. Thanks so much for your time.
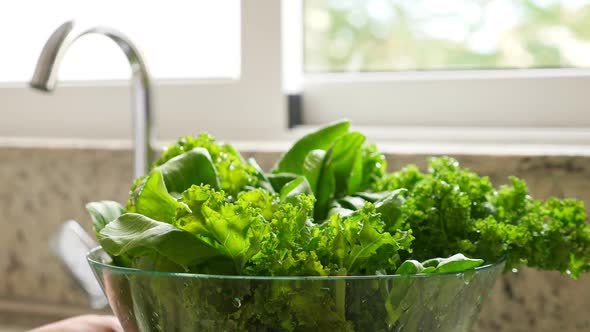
[31,21,154,179]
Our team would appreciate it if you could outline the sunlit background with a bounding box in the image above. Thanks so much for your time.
[3,1,590,81]
[0,0,239,81]
[305,0,590,72]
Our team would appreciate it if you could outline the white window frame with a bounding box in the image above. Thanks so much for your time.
[0,0,287,142]
[298,3,590,147]
[301,69,590,145]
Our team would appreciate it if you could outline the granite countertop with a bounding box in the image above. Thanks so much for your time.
[1,144,589,331]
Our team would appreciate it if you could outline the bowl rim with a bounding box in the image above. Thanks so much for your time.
[87,246,506,281]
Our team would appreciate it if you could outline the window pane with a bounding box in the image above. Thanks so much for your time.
[0,0,239,82]
[305,0,590,72]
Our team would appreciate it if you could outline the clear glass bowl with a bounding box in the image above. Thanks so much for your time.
[88,247,505,332]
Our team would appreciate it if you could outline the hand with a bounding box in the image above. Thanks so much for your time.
[30,315,123,332]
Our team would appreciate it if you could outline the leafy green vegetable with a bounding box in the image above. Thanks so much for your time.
[312,150,336,221]
[155,147,220,195]
[248,158,275,193]
[99,213,220,269]
[380,157,590,278]
[279,176,312,203]
[360,143,388,191]
[156,133,257,196]
[128,171,182,223]
[321,204,413,275]
[269,123,390,222]
[175,185,269,274]
[88,121,590,331]
[302,149,327,194]
[245,194,327,276]
[273,120,350,174]
[435,254,484,273]
[395,259,424,274]
[267,172,299,193]
[330,132,365,196]
[86,200,125,235]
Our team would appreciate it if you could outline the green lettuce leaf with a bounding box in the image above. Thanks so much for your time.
[280,176,312,203]
[175,185,269,274]
[156,133,257,196]
[155,147,220,195]
[330,132,366,196]
[86,200,125,235]
[321,203,414,275]
[128,170,181,223]
[273,120,350,174]
[99,213,220,269]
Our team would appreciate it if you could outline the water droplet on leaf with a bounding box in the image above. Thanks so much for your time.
[232,297,242,308]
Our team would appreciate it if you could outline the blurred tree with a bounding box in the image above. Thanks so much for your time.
[305,0,590,72]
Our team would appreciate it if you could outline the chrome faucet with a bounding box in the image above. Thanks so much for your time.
[30,21,156,309]
[30,20,154,178]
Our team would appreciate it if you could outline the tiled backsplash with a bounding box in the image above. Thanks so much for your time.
[1,145,589,330]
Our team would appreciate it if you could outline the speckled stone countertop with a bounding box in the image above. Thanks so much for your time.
[1,144,589,331]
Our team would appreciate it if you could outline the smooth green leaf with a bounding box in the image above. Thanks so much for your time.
[267,172,299,193]
[421,258,443,268]
[435,254,484,273]
[395,260,423,275]
[328,206,355,218]
[86,200,125,235]
[280,176,312,203]
[302,149,327,195]
[330,132,366,195]
[99,213,220,269]
[421,266,437,274]
[374,189,406,232]
[299,148,336,221]
[347,150,364,194]
[273,120,350,174]
[337,196,367,211]
[133,171,181,223]
[314,158,335,221]
[355,191,393,202]
[156,147,220,195]
[248,158,275,193]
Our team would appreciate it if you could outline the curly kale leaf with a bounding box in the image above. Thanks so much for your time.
[360,143,387,192]
[245,193,330,276]
[175,185,269,274]
[319,203,414,275]
[381,157,590,279]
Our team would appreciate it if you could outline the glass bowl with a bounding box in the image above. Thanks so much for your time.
[88,247,505,332]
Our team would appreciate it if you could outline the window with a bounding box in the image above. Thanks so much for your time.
[305,0,590,72]
[0,1,285,141]
[2,1,589,145]
[1,1,240,81]
[301,0,590,143]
